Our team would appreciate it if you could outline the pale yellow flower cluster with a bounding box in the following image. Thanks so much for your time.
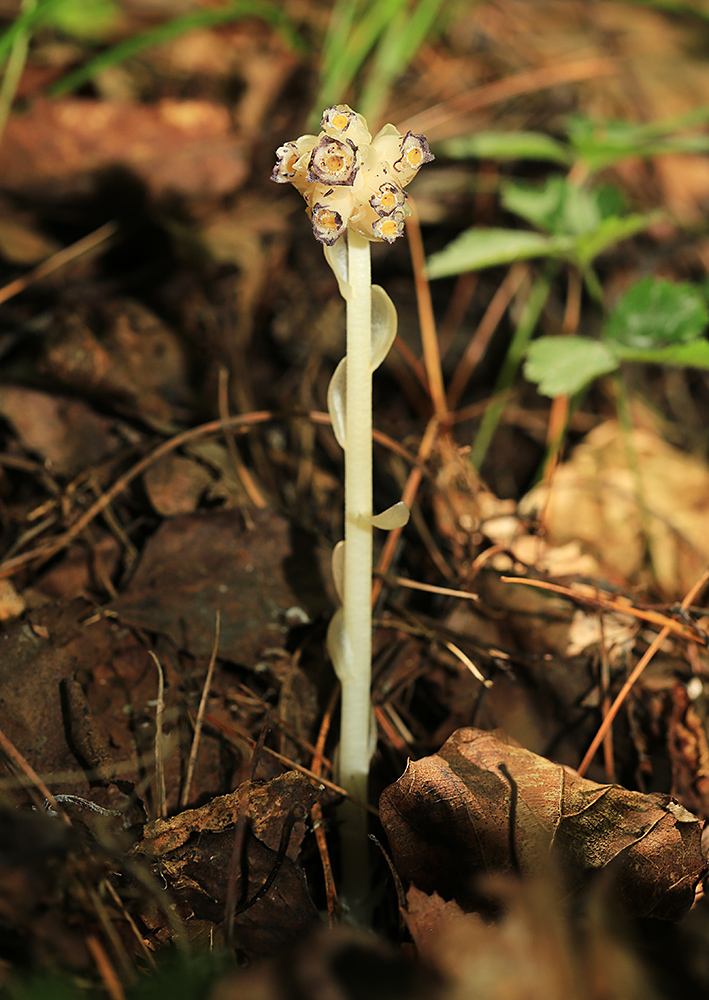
[271,105,433,246]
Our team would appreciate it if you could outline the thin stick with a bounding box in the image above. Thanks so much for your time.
[103,879,156,969]
[217,366,267,508]
[86,935,126,1000]
[181,610,220,807]
[406,201,447,421]
[376,572,480,602]
[0,221,118,306]
[446,264,527,410]
[148,651,167,818]
[578,566,709,776]
[443,640,491,687]
[311,685,340,926]
[0,410,419,580]
[500,575,702,641]
[0,723,70,824]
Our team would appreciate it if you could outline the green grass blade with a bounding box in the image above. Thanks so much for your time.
[0,0,65,67]
[48,0,305,98]
[0,0,35,147]
[311,0,408,121]
[359,0,449,125]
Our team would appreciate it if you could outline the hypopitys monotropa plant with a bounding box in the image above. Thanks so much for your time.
[272,105,433,907]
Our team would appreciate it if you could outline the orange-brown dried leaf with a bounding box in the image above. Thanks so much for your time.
[0,385,120,477]
[380,728,707,919]
[0,99,247,199]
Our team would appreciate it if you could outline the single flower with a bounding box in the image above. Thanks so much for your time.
[271,104,433,246]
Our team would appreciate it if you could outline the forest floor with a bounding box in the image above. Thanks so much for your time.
[3,1,709,997]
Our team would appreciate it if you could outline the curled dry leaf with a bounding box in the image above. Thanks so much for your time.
[520,419,709,599]
[380,728,707,920]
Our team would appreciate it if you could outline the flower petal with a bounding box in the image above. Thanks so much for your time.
[373,211,406,243]
[393,131,435,186]
[307,135,359,186]
[271,135,317,183]
[310,200,349,245]
[369,180,406,217]
[321,104,372,147]
[369,122,404,168]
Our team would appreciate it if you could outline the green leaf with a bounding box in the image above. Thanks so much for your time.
[605,277,709,349]
[524,337,619,397]
[566,108,709,170]
[501,176,625,237]
[614,339,709,369]
[573,211,661,268]
[47,0,119,39]
[439,131,572,164]
[426,227,565,277]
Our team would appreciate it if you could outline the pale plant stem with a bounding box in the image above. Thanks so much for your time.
[339,228,373,907]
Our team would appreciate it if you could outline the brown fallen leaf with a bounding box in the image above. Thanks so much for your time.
[109,509,334,664]
[0,598,136,799]
[0,98,247,199]
[143,453,213,516]
[520,419,709,599]
[135,771,323,956]
[379,728,707,920]
[0,385,120,477]
[404,879,661,1000]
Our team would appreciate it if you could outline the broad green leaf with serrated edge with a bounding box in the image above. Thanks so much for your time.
[605,277,709,349]
[426,228,565,278]
[440,131,571,164]
[573,211,661,268]
[525,337,618,397]
[502,176,603,236]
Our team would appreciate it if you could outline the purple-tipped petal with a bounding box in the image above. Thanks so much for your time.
[369,180,406,217]
[393,131,435,184]
[311,202,348,245]
[307,136,359,186]
[373,211,405,244]
[271,141,301,183]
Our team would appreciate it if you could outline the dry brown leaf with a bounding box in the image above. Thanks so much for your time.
[143,453,213,516]
[520,420,709,598]
[380,728,707,920]
[404,879,660,1000]
[0,385,120,476]
[0,98,247,199]
[109,509,334,664]
[135,772,322,955]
